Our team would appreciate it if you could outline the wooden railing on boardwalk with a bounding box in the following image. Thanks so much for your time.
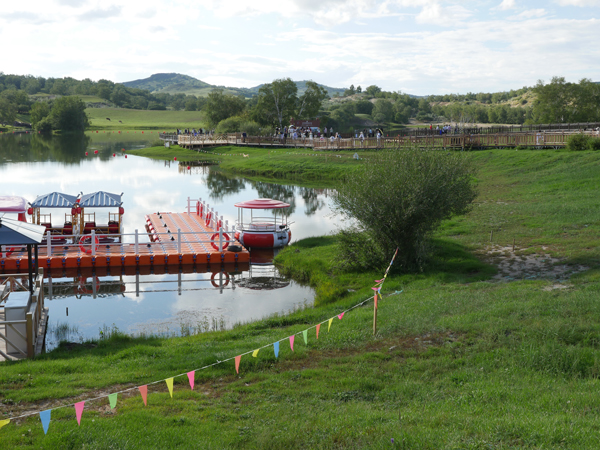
[161,130,600,151]
[0,268,47,361]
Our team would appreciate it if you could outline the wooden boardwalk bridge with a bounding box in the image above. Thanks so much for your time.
[162,129,599,151]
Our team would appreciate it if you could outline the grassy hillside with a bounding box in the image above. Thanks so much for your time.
[86,108,205,130]
[3,148,600,448]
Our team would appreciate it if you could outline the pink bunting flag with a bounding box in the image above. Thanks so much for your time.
[74,401,85,426]
[289,335,295,352]
[316,323,321,339]
[235,355,241,374]
[338,312,345,320]
[187,371,195,390]
[371,287,379,291]
[139,385,148,406]
[375,279,383,283]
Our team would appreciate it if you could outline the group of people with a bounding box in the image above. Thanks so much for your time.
[175,128,212,136]
[274,126,338,142]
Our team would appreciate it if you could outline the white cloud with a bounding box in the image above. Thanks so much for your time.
[555,0,600,5]
[498,0,516,10]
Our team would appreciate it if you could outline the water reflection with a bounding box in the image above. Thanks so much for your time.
[1,132,339,347]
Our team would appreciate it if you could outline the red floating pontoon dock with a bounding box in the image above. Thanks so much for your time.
[1,198,249,273]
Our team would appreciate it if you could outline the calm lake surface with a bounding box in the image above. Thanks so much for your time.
[0,132,341,349]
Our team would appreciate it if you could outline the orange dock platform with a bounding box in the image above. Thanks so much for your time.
[1,211,248,274]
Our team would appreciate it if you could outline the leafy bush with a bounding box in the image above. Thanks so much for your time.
[333,147,477,271]
[216,116,261,134]
[566,133,592,151]
[34,116,53,133]
[589,137,600,150]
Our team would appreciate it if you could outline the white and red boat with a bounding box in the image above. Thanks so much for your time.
[233,199,291,249]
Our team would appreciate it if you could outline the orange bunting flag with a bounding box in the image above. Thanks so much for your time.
[289,335,295,351]
[187,371,195,390]
[235,355,241,374]
[374,294,378,309]
[166,378,174,398]
[0,419,10,429]
[139,385,148,406]
[316,324,321,339]
[328,318,334,332]
[302,329,308,345]
[338,312,345,320]
[74,401,85,426]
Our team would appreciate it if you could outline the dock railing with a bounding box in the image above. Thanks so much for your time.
[0,268,46,360]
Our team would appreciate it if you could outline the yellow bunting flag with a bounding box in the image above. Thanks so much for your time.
[0,419,10,429]
[252,349,260,357]
[328,318,333,332]
[166,378,174,398]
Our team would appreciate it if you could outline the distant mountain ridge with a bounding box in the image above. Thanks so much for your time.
[122,73,345,98]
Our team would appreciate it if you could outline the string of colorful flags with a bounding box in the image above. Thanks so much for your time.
[0,249,400,435]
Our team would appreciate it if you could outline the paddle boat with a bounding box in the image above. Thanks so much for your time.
[0,196,29,257]
[233,199,291,249]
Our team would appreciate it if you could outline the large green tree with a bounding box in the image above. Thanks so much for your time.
[0,97,17,124]
[296,81,328,120]
[204,89,246,127]
[49,96,89,131]
[333,148,477,270]
[253,78,298,128]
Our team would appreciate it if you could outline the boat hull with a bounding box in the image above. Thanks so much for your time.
[234,229,291,249]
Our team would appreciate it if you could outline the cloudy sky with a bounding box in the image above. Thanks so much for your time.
[2,0,599,95]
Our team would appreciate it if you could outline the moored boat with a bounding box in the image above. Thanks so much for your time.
[233,199,291,249]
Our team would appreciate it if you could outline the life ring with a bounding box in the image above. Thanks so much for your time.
[210,272,230,288]
[79,235,99,254]
[1,246,16,257]
[205,211,212,227]
[210,232,230,251]
[77,276,100,294]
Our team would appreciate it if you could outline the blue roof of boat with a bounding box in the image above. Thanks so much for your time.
[79,191,122,208]
[30,192,78,208]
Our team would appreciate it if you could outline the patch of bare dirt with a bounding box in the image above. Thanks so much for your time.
[484,245,588,283]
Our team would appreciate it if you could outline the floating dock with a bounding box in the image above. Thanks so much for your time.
[1,208,249,274]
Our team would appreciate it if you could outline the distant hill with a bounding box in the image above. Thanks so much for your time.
[122,73,345,98]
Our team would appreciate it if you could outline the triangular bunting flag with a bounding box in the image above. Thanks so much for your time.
[235,355,241,374]
[338,312,345,320]
[40,409,51,435]
[375,279,383,283]
[108,393,118,409]
[302,329,308,345]
[316,324,321,339]
[166,378,174,398]
[274,341,280,358]
[187,371,195,390]
[252,349,259,357]
[289,335,295,352]
[328,318,333,332]
[75,401,85,426]
[139,385,148,406]
[0,419,10,429]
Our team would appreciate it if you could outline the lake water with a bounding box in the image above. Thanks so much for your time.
[0,132,341,349]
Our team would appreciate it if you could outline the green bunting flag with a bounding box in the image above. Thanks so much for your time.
[328,318,334,332]
[302,329,308,345]
[108,393,118,409]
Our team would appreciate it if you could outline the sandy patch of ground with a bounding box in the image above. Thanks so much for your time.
[484,245,588,285]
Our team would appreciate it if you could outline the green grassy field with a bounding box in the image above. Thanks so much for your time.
[3,147,600,448]
[86,108,206,131]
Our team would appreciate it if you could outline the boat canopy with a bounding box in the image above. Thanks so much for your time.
[30,192,78,208]
[80,191,123,208]
[0,217,46,245]
[234,199,290,209]
[0,196,28,213]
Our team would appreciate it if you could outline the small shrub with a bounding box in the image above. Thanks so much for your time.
[566,133,591,151]
[589,137,600,150]
[147,139,163,148]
